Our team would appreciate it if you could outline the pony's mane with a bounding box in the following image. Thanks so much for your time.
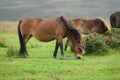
[60,16,81,40]
[96,17,111,30]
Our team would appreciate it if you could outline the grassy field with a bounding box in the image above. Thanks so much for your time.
[0,21,120,80]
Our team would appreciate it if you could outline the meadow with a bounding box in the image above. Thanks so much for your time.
[0,21,120,80]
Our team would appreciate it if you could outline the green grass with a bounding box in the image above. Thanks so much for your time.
[0,32,120,80]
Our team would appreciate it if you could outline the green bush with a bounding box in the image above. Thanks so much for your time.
[84,33,109,55]
[84,28,120,55]
[104,28,120,49]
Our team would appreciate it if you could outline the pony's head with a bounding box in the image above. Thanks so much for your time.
[71,37,85,59]
[60,16,85,59]
[115,15,120,27]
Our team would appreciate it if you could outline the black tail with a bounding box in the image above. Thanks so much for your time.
[18,20,28,56]
[18,20,23,49]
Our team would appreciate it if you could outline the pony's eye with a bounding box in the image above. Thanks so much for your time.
[78,48,82,51]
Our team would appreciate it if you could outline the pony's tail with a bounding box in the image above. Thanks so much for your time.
[18,20,25,56]
[18,20,23,47]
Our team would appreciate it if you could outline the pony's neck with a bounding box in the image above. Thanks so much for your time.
[68,33,77,46]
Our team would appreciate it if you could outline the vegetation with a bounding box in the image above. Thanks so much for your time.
[0,35,7,48]
[104,28,120,49]
[84,28,120,55]
[0,21,120,80]
[84,33,109,55]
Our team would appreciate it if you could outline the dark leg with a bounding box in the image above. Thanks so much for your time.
[19,34,31,56]
[53,41,59,58]
[65,38,69,51]
[19,43,27,56]
[18,20,32,57]
[24,45,28,56]
[24,35,32,56]
[60,43,64,58]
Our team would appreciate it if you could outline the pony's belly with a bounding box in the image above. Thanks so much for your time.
[34,34,56,42]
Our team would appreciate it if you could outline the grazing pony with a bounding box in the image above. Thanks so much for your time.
[18,16,85,59]
[65,18,109,50]
[110,11,120,28]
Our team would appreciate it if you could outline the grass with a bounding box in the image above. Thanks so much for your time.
[0,22,120,80]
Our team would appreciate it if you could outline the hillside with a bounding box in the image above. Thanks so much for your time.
[0,0,120,21]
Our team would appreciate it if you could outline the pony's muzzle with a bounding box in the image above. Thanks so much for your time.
[76,54,82,59]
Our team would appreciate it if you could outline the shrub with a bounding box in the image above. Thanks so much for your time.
[84,33,109,55]
[104,28,120,49]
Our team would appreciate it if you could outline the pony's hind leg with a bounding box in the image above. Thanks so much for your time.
[18,33,29,56]
[18,20,26,56]
[22,34,32,56]
[18,20,32,56]
[19,42,27,56]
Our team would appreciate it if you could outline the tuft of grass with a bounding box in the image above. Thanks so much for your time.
[0,35,7,48]
[6,46,19,57]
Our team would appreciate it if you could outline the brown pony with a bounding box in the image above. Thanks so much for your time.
[18,16,85,59]
[65,18,109,50]
[110,11,120,28]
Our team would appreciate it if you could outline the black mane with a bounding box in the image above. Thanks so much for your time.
[60,16,81,40]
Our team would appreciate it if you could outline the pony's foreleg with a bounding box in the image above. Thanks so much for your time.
[53,41,59,58]
[59,42,64,58]
[58,36,65,58]
[64,38,69,51]
[53,36,65,58]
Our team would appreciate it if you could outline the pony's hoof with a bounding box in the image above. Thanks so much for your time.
[60,55,65,59]
[19,53,26,58]
[53,56,57,59]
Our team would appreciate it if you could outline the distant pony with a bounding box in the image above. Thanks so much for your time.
[65,18,109,50]
[110,11,120,28]
[18,16,85,59]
